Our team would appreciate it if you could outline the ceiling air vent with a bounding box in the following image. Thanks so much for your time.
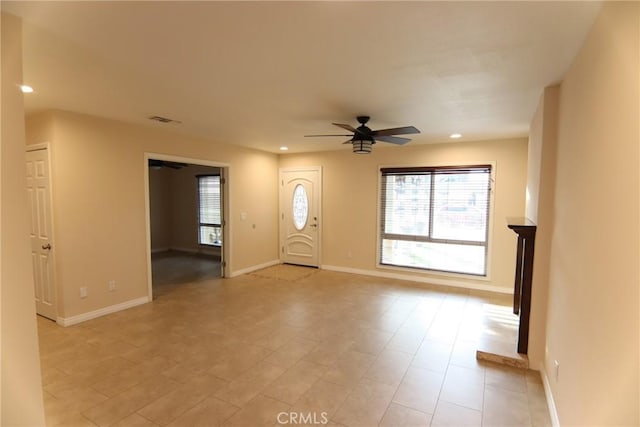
[148,115,181,124]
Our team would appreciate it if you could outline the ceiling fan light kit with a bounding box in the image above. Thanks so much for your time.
[305,116,420,154]
[353,140,372,154]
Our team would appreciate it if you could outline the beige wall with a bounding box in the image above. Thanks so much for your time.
[26,110,279,319]
[0,12,46,426]
[279,138,528,292]
[526,85,559,370]
[540,2,639,425]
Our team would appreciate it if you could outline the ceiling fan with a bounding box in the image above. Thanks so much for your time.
[305,116,420,153]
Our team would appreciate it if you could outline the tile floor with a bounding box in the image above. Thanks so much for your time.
[38,266,551,426]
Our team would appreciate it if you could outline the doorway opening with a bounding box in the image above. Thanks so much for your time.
[145,154,229,300]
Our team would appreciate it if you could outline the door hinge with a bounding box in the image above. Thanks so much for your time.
[222,219,226,226]
[221,177,226,185]
[281,246,284,254]
[221,261,227,268]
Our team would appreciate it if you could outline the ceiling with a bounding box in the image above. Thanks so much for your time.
[3,1,601,154]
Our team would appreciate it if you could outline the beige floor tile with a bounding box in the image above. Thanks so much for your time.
[224,394,290,426]
[363,348,413,386]
[290,379,351,420]
[45,386,109,412]
[411,339,452,373]
[166,395,238,427]
[485,363,528,394]
[214,360,286,406]
[137,374,228,425]
[91,356,176,397]
[430,401,482,426]
[254,326,304,350]
[439,365,485,411]
[527,381,552,427]
[332,378,398,426]
[36,266,548,427]
[207,344,272,381]
[426,319,461,344]
[321,349,376,387]
[45,410,99,427]
[262,360,327,404]
[41,367,71,387]
[348,328,394,355]
[45,369,117,398]
[449,340,486,371]
[483,385,531,427]
[111,413,160,427]
[303,336,354,366]
[43,392,101,427]
[379,402,431,426]
[372,311,410,333]
[385,329,426,355]
[162,360,208,384]
[82,375,179,426]
[263,337,320,369]
[392,366,444,414]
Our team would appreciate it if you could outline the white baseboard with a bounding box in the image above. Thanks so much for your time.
[56,296,150,327]
[320,265,512,294]
[230,259,281,277]
[539,362,560,427]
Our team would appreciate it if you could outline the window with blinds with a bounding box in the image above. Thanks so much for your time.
[379,165,492,276]
[197,175,222,246]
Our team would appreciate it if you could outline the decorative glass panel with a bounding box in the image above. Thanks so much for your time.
[292,184,309,230]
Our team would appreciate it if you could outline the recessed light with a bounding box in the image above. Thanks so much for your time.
[20,85,34,93]
[279,146,289,151]
[449,133,462,139]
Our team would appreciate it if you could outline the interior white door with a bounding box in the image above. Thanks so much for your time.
[26,147,57,320]
[280,167,321,267]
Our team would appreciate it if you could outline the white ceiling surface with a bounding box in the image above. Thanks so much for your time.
[4,1,601,153]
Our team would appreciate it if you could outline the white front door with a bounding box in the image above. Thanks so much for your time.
[280,167,321,267]
[26,147,57,320]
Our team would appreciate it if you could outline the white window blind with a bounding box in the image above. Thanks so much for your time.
[198,175,222,246]
[380,165,492,276]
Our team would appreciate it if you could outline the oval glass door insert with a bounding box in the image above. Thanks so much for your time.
[292,184,309,230]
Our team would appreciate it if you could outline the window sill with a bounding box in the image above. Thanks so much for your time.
[376,262,491,282]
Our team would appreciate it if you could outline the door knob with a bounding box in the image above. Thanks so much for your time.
[42,243,51,250]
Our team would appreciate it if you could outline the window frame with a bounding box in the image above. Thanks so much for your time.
[197,174,222,247]
[377,163,494,277]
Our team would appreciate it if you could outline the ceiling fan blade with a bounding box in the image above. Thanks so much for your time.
[332,123,357,132]
[372,126,420,137]
[304,134,353,137]
[375,135,412,145]
[342,139,354,144]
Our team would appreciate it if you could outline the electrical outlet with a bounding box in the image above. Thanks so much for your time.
[108,280,116,291]
[80,287,87,298]
[554,360,560,381]
[347,250,353,258]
